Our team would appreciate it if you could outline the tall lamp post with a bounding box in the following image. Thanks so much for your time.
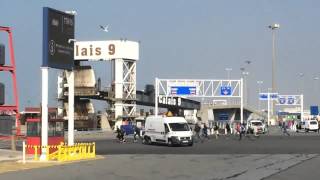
[314,76,319,105]
[240,67,249,106]
[298,73,304,94]
[268,23,280,118]
[225,68,232,79]
[257,81,263,111]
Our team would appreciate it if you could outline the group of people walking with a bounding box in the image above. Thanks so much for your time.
[193,122,263,142]
[116,125,142,143]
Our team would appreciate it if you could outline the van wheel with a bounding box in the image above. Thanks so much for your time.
[143,136,151,145]
[168,139,173,147]
[188,142,193,146]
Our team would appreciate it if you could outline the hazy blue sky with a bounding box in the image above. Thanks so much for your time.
[1,0,320,111]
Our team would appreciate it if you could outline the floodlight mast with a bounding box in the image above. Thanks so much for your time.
[268,23,280,121]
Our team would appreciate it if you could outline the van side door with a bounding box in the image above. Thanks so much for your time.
[163,123,170,142]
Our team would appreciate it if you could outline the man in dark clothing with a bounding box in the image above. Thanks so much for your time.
[134,125,141,142]
[226,123,231,135]
[203,124,209,139]
[116,126,126,143]
[194,123,201,142]
[282,122,290,136]
[239,123,245,140]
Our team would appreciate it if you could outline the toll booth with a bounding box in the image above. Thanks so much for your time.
[26,118,64,154]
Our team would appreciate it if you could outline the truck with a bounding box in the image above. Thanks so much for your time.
[143,116,193,146]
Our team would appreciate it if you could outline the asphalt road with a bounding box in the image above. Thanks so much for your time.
[95,134,320,154]
[1,133,320,180]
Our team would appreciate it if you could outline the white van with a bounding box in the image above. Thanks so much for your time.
[247,120,266,134]
[143,116,193,146]
[305,120,318,132]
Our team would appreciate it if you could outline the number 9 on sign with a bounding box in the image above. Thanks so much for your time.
[108,44,115,55]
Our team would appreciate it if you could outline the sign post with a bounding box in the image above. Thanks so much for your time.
[41,7,75,160]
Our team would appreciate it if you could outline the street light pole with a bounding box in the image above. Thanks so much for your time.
[298,73,304,94]
[257,81,263,111]
[268,23,280,118]
[225,68,232,79]
[241,70,249,106]
[314,76,319,105]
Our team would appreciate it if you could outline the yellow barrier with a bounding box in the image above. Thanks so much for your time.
[24,142,96,162]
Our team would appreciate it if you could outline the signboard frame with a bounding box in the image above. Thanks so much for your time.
[43,7,75,70]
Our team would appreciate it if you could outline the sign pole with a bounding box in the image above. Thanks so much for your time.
[301,94,304,121]
[240,78,244,124]
[155,78,159,117]
[267,93,270,125]
[68,70,74,145]
[40,67,49,160]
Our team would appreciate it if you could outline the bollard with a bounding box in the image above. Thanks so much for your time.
[22,141,26,164]
[46,146,50,161]
[92,142,96,158]
[11,128,16,151]
[34,146,39,161]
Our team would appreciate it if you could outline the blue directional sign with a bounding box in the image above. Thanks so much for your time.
[220,86,232,96]
[170,86,197,96]
[259,93,278,100]
[310,106,319,115]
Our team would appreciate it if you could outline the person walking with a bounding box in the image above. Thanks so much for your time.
[213,123,219,139]
[194,123,202,142]
[133,125,141,142]
[282,121,290,136]
[203,124,209,140]
[226,123,231,136]
[239,123,246,140]
[116,126,125,143]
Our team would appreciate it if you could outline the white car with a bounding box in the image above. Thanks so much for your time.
[304,120,319,132]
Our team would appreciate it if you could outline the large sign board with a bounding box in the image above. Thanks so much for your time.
[74,41,139,61]
[170,86,197,96]
[310,106,319,116]
[43,7,75,70]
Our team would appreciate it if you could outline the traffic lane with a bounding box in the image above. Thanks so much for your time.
[94,135,320,154]
[0,154,316,180]
[264,155,320,180]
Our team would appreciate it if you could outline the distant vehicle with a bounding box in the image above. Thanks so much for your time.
[246,120,266,134]
[304,120,318,132]
[296,120,318,132]
[143,116,193,146]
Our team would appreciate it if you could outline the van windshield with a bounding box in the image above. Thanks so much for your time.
[169,123,190,131]
[310,121,318,125]
[251,122,263,126]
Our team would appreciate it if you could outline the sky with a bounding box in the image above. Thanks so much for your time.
[1,0,320,111]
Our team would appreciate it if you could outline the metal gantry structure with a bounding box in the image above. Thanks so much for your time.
[0,26,20,135]
[276,94,304,121]
[73,40,139,120]
[155,78,244,123]
[113,58,137,119]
